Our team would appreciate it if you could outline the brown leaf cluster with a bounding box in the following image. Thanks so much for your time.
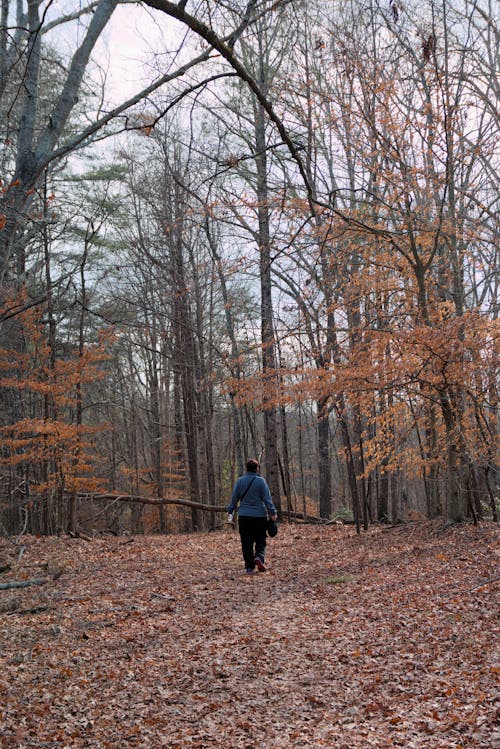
[0,522,498,748]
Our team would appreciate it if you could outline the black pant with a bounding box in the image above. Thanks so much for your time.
[238,516,267,569]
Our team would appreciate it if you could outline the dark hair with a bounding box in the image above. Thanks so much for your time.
[246,459,259,473]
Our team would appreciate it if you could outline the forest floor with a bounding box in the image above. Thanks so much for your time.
[0,520,498,749]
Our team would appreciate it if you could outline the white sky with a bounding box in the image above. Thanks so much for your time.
[98,3,171,99]
[46,1,189,104]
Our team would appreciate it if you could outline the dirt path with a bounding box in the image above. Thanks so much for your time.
[1,522,498,748]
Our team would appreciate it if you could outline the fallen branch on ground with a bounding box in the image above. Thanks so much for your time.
[0,578,48,590]
[459,576,500,594]
[31,490,325,523]
[65,492,227,513]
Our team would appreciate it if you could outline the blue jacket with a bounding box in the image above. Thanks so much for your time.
[227,472,277,518]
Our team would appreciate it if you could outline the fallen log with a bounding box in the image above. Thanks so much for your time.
[69,492,227,513]
[74,495,326,524]
[32,490,325,524]
[25,490,227,513]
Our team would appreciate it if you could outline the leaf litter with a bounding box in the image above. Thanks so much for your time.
[0,521,498,748]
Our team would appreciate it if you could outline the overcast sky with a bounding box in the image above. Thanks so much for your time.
[97,2,192,103]
[44,1,185,104]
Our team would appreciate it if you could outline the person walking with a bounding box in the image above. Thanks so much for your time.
[227,458,278,574]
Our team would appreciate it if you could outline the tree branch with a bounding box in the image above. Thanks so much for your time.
[141,0,398,240]
[41,47,216,168]
[35,0,119,163]
[69,491,227,513]
[0,578,47,590]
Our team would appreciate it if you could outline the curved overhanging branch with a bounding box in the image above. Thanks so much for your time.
[143,1,313,192]
[141,0,397,241]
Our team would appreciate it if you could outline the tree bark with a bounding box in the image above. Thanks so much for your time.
[317,399,331,519]
[254,98,281,513]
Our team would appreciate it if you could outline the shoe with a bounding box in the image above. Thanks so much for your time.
[245,568,256,574]
[254,557,266,572]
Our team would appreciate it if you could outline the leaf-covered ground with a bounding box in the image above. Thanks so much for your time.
[1,521,498,748]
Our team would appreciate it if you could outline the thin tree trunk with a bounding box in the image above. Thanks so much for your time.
[148,313,167,532]
[42,171,57,535]
[317,399,331,518]
[203,215,245,477]
[254,99,281,513]
[336,401,362,535]
[170,196,202,529]
[69,226,91,534]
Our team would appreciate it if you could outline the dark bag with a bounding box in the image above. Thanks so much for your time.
[266,518,278,537]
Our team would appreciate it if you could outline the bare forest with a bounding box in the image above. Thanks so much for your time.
[0,0,498,535]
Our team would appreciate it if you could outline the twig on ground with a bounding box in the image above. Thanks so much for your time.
[0,578,48,590]
[14,605,51,616]
[458,576,500,594]
[151,593,176,601]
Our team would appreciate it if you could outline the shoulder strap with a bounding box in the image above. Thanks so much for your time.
[238,476,256,502]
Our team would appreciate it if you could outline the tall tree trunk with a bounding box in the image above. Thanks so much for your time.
[187,237,217,527]
[336,399,362,534]
[203,214,245,477]
[279,404,293,521]
[42,171,57,535]
[317,399,331,519]
[170,192,201,529]
[254,100,280,512]
[69,223,92,534]
[297,402,308,520]
[148,313,167,532]
[301,35,334,519]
